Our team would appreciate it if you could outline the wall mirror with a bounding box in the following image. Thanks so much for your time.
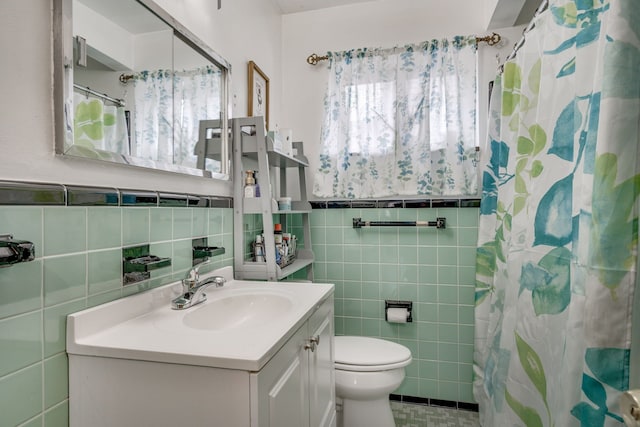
[54,0,231,179]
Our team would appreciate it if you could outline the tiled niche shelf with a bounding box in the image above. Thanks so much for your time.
[0,180,233,208]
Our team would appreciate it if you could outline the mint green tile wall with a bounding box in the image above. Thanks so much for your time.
[0,205,233,427]
[311,207,478,404]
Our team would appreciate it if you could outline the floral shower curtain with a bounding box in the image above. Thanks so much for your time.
[474,0,640,426]
[313,36,478,199]
[133,66,221,167]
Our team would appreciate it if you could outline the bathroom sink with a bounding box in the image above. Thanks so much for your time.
[182,292,293,331]
[66,266,334,371]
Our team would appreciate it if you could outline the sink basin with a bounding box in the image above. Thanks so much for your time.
[183,292,293,331]
[67,266,334,371]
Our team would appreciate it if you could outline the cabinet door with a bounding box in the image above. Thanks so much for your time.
[251,323,309,427]
[308,298,336,427]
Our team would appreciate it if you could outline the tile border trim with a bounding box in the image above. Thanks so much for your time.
[389,394,479,412]
[310,198,481,209]
[0,180,233,208]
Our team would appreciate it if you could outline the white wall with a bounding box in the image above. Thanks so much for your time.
[280,0,523,199]
[0,0,525,198]
[0,0,282,197]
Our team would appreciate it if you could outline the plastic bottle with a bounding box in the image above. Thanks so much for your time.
[274,224,283,265]
[282,233,290,257]
[274,223,283,244]
[254,235,265,262]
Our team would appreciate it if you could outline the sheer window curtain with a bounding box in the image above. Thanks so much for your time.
[313,36,479,199]
[133,66,221,168]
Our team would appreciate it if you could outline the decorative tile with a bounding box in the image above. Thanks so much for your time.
[150,208,173,242]
[398,283,418,301]
[44,353,68,409]
[192,208,208,237]
[0,312,42,376]
[438,304,458,324]
[0,363,43,427]
[437,228,457,246]
[87,288,122,308]
[44,401,69,427]
[0,260,42,320]
[208,207,224,235]
[438,285,458,304]
[457,227,479,247]
[44,299,86,357]
[88,249,122,295]
[44,254,86,306]
[44,207,86,256]
[457,208,479,226]
[20,415,43,427]
[0,206,43,258]
[438,247,458,266]
[172,239,194,274]
[122,208,150,246]
[87,207,122,250]
[0,181,64,206]
[173,208,192,239]
[326,245,345,263]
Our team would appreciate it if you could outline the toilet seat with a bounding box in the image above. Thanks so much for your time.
[334,336,412,372]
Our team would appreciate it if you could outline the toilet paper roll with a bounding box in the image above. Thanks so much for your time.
[620,390,640,427]
[386,307,409,323]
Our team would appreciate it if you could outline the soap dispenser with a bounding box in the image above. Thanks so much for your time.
[244,170,256,198]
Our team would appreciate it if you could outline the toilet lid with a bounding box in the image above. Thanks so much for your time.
[334,336,412,371]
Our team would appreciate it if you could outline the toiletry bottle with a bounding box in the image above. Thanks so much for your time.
[244,170,256,198]
[254,235,265,262]
[254,171,261,197]
[282,233,290,257]
[274,223,283,265]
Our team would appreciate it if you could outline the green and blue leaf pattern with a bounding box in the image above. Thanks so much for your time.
[474,1,638,426]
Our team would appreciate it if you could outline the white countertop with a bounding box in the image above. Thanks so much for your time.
[67,267,334,371]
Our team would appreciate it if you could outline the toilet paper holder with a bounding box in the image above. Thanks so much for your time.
[385,300,413,323]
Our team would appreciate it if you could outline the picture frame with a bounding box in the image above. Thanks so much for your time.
[248,61,270,130]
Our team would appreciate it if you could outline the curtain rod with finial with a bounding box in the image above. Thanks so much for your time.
[306,32,502,65]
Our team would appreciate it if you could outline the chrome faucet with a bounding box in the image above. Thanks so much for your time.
[171,260,226,310]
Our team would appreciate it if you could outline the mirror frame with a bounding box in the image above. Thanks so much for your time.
[53,0,232,180]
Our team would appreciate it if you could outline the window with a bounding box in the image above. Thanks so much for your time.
[313,37,479,199]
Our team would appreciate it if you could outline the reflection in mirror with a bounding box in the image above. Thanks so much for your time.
[118,35,223,172]
[57,0,230,179]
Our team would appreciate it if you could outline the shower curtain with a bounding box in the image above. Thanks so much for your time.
[73,93,129,155]
[474,0,639,426]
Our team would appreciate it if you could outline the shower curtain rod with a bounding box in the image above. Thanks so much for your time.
[499,0,549,72]
[306,32,502,65]
[73,83,125,108]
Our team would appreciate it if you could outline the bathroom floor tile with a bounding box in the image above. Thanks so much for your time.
[391,401,479,427]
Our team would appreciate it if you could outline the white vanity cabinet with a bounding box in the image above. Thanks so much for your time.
[251,295,335,427]
[67,277,335,427]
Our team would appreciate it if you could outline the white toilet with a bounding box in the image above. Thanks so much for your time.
[334,336,412,427]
